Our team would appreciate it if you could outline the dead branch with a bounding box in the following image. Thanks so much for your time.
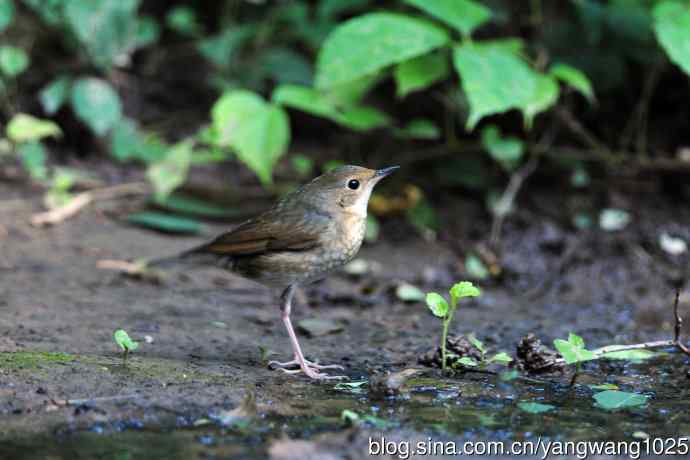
[30,182,148,227]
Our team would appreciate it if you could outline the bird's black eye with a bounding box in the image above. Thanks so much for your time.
[347,179,360,190]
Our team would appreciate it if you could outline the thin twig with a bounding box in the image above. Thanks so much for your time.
[673,289,690,356]
[30,182,148,227]
[489,156,539,248]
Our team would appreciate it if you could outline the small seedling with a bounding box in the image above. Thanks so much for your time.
[113,329,139,361]
[554,333,596,385]
[425,281,481,371]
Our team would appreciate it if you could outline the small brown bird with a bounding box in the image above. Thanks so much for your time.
[152,165,398,380]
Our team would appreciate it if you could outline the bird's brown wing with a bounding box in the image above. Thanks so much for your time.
[193,210,331,258]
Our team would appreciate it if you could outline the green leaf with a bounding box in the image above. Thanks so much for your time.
[467,333,485,353]
[0,0,14,33]
[550,63,595,103]
[453,42,552,130]
[396,283,426,302]
[337,106,391,131]
[403,0,491,37]
[449,281,481,304]
[126,212,202,234]
[457,356,479,367]
[394,52,449,98]
[6,113,62,143]
[599,349,659,361]
[523,74,559,129]
[109,117,140,162]
[290,154,314,178]
[0,45,29,77]
[518,402,555,414]
[153,194,241,219]
[17,141,47,181]
[272,84,389,132]
[198,26,253,68]
[316,12,449,88]
[553,334,597,365]
[488,352,513,364]
[394,118,441,140]
[113,329,139,352]
[258,47,313,86]
[211,91,290,183]
[39,76,71,115]
[653,1,690,77]
[166,5,202,36]
[481,125,524,171]
[465,254,490,280]
[146,140,193,200]
[63,0,142,69]
[325,73,383,107]
[425,292,449,318]
[135,15,160,48]
[593,390,648,410]
[70,78,122,136]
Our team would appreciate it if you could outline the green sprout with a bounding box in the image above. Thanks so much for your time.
[113,329,139,361]
[425,281,481,371]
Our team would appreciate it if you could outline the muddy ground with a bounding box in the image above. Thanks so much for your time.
[1,174,689,459]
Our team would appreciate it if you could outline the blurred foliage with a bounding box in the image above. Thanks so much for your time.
[1,0,690,221]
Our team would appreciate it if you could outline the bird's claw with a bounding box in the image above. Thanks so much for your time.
[269,357,347,380]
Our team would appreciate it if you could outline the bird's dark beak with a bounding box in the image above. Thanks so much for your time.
[374,166,399,179]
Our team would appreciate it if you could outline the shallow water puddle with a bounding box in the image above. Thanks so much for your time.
[2,354,689,459]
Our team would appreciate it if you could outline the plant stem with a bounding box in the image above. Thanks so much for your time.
[441,317,449,371]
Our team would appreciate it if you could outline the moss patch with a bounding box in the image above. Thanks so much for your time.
[0,351,75,369]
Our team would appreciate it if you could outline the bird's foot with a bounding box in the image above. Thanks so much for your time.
[268,357,347,380]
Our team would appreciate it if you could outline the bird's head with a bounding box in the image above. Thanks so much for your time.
[296,165,398,217]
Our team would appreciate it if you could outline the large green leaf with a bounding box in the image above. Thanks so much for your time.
[146,140,193,200]
[63,0,142,69]
[553,333,597,365]
[403,0,491,37]
[272,84,390,132]
[593,390,648,410]
[550,63,595,103]
[453,42,555,129]
[6,113,62,143]
[653,1,690,77]
[481,125,524,171]
[70,77,123,136]
[211,90,290,184]
[316,12,449,88]
[0,0,14,33]
[425,292,449,318]
[109,117,140,162]
[39,76,72,115]
[0,45,29,77]
[394,52,449,98]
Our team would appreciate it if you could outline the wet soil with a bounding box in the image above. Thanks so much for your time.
[1,178,689,459]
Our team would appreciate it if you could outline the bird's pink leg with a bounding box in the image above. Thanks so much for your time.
[268,285,346,380]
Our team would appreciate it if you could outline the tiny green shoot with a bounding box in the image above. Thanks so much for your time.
[425,281,481,371]
[113,329,139,361]
[554,333,596,385]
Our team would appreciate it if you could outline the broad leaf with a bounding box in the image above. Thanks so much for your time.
[39,76,71,115]
[6,113,62,143]
[166,6,203,36]
[593,390,648,410]
[481,125,524,171]
[17,141,48,181]
[550,63,595,103]
[449,281,481,304]
[337,106,390,131]
[109,117,140,162]
[146,140,193,200]
[453,42,538,129]
[71,78,122,136]
[64,0,143,69]
[488,352,513,364]
[467,333,485,353]
[394,52,449,98]
[457,357,479,367]
[198,26,254,68]
[316,13,449,88]
[403,0,491,37]
[523,74,560,128]
[553,334,597,365]
[653,1,690,77]
[394,118,441,140]
[425,292,449,318]
[113,329,139,352]
[0,45,29,77]
[0,0,14,33]
[518,402,555,414]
